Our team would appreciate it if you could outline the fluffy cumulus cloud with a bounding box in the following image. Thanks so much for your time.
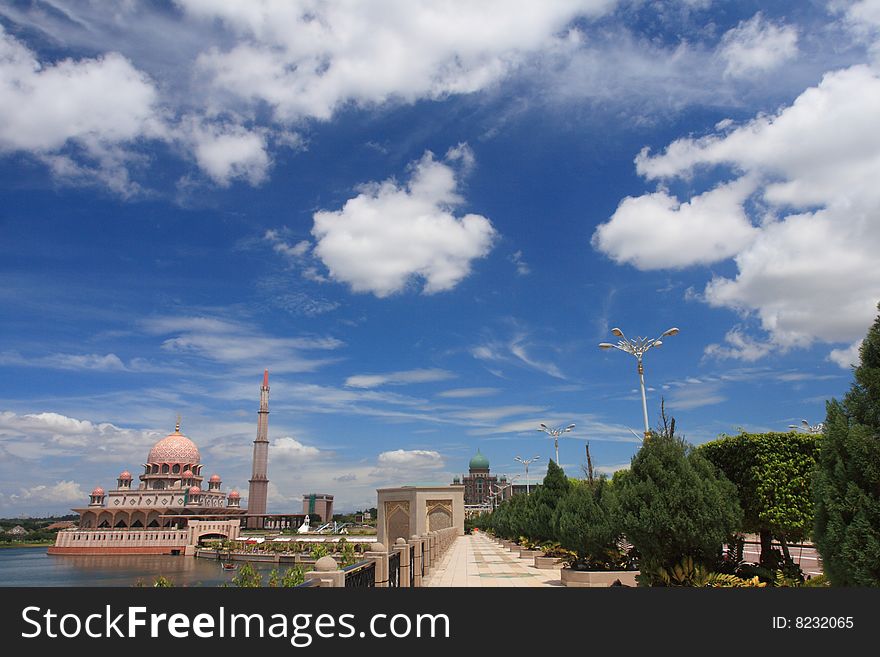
[186,120,271,186]
[376,449,444,471]
[592,178,758,270]
[0,26,164,194]
[597,65,880,366]
[270,436,322,460]
[0,410,161,462]
[311,145,496,296]
[718,12,798,78]
[180,0,616,121]
[0,480,88,510]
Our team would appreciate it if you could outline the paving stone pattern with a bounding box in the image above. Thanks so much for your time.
[423,532,564,587]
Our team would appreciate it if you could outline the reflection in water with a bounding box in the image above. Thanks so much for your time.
[0,548,282,587]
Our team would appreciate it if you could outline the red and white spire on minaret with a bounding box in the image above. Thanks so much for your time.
[247,369,270,527]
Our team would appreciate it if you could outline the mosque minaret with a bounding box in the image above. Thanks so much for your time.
[247,369,271,527]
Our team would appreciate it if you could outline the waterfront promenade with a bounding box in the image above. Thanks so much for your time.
[424,532,562,587]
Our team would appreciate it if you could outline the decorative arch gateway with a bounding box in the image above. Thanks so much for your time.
[426,499,453,531]
[384,500,411,544]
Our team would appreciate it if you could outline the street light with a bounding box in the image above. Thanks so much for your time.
[538,423,575,464]
[514,455,541,495]
[788,419,825,434]
[599,326,680,440]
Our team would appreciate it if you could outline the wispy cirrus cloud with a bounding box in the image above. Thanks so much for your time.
[141,315,343,373]
[345,368,456,389]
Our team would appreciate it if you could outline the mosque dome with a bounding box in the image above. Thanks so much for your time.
[91,487,105,496]
[228,490,240,499]
[209,474,221,483]
[469,450,490,470]
[188,486,201,495]
[182,469,194,478]
[118,471,132,480]
[147,427,200,465]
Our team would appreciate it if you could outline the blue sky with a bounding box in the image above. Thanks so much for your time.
[1,1,879,514]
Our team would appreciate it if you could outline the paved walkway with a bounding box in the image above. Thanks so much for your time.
[423,532,564,587]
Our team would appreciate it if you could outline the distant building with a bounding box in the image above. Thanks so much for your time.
[8,525,27,536]
[454,450,511,506]
[303,494,334,523]
[45,521,76,531]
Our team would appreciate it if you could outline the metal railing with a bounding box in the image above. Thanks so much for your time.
[421,541,426,576]
[410,548,415,586]
[296,578,320,588]
[344,560,376,588]
[388,550,400,588]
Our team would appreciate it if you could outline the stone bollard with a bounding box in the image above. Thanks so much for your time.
[409,535,424,587]
[421,533,432,573]
[430,531,438,563]
[304,555,344,587]
[364,542,388,587]
[394,538,411,588]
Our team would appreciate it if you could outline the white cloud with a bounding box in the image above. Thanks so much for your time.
[143,314,343,372]
[311,145,496,296]
[271,436,322,460]
[0,410,161,462]
[436,387,500,399]
[0,26,164,195]
[0,480,88,509]
[510,250,531,275]
[718,12,798,78]
[592,177,758,270]
[601,65,880,362]
[828,341,862,369]
[180,0,617,122]
[345,369,456,389]
[0,351,128,372]
[187,119,271,186]
[704,328,774,362]
[376,449,444,471]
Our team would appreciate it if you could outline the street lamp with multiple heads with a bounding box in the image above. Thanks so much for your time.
[538,423,575,464]
[514,455,541,495]
[599,326,680,440]
[788,419,825,434]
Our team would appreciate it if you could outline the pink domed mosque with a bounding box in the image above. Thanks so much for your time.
[49,371,275,555]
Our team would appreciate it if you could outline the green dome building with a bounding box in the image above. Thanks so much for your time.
[455,449,506,507]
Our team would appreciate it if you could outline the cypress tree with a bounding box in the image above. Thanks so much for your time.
[524,460,570,543]
[813,304,880,586]
[614,434,742,584]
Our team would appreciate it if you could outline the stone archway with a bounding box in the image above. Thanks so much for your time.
[385,501,410,544]
[426,500,453,531]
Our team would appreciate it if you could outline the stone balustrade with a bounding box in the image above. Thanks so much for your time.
[300,527,459,587]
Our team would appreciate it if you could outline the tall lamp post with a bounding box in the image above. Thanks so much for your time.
[514,455,541,495]
[599,326,680,440]
[538,423,575,464]
[788,419,825,434]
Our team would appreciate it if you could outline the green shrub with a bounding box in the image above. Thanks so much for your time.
[552,478,624,570]
[231,563,262,587]
[309,543,329,560]
[523,460,570,543]
[614,433,742,585]
[814,303,880,586]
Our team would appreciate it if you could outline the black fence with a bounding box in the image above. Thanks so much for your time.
[343,560,376,588]
[388,550,400,588]
[421,541,426,577]
[410,547,415,586]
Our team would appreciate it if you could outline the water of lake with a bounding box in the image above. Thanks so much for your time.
[0,547,285,587]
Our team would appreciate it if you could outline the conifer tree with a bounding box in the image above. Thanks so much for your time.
[613,433,741,584]
[524,460,570,543]
[813,304,880,586]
